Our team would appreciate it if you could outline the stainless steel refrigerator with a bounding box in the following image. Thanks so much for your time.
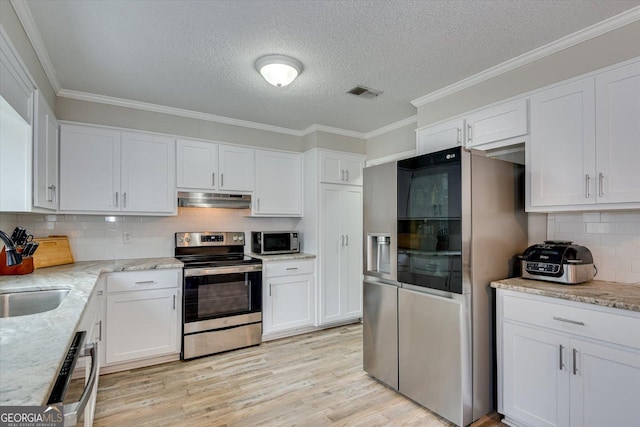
[363,147,528,427]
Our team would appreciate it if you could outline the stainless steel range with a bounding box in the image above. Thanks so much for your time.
[175,231,262,360]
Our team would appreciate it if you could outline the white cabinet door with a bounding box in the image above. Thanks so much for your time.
[33,92,58,210]
[342,187,363,318]
[254,149,302,216]
[105,288,179,364]
[319,150,364,185]
[416,118,464,155]
[121,132,175,213]
[570,339,640,427]
[176,139,218,190]
[502,322,570,427]
[265,274,315,333]
[319,184,363,325]
[465,98,527,148]
[595,61,640,204]
[218,144,254,192]
[529,78,596,207]
[60,125,121,211]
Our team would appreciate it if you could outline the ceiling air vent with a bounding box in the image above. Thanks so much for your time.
[346,85,383,99]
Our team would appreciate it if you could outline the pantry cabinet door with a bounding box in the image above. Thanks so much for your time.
[529,78,596,207]
[595,61,640,204]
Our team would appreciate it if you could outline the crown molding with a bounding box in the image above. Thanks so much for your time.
[365,115,417,139]
[301,124,366,139]
[58,89,310,137]
[10,0,61,93]
[411,6,640,107]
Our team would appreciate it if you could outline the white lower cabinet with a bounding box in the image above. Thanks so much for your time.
[497,289,640,427]
[263,259,315,338]
[103,269,181,366]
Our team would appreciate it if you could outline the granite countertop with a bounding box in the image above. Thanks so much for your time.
[250,252,316,261]
[490,277,640,312]
[0,257,183,406]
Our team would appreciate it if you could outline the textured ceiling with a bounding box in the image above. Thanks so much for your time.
[22,0,640,134]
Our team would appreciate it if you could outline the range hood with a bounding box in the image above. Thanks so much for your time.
[177,191,251,209]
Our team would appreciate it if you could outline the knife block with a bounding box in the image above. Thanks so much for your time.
[0,248,34,275]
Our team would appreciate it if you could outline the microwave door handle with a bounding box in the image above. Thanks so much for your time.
[63,342,99,427]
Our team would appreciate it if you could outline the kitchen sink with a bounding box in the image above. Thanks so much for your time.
[0,288,70,318]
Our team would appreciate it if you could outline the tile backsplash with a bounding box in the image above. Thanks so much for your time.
[547,211,640,284]
[1,209,297,261]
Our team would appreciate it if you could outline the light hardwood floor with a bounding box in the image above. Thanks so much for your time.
[93,324,505,426]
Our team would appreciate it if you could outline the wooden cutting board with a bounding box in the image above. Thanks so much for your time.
[32,236,74,269]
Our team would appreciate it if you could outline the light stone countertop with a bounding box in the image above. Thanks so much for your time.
[490,277,640,312]
[249,252,316,261]
[0,258,183,406]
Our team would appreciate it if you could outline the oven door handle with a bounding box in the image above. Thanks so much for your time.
[63,341,99,427]
[185,264,262,277]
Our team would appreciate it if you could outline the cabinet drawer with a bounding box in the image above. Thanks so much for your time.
[502,292,640,349]
[106,269,180,293]
[264,259,315,277]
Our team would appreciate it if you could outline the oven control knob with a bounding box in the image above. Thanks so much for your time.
[178,237,184,243]
[184,236,191,243]
[233,236,238,241]
[238,235,244,241]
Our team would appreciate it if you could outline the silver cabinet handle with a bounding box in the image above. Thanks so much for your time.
[341,235,345,246]
[47,185,56,202]
[173,294,176,310]
[553,316,585,326]
[135,280,156,285]
[212,172,215,187]
[123,192,127,208]
[585,174,591,198]
[598,172,604,197]
[257,198,260,212]
[97,320,102,341]
[269,283,272,297]
[97,290,103,296]
[286,267,298,271]
[345,235,349,246]
[221,173,224,188]
[457,128,462,145]
[63,342,98,427]
[340,170,345,182]
[573,348,578,375]
[559,344,565,370]
[467,123,472,143]
[115,191,119,207]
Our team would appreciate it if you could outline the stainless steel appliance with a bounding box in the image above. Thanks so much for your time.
[175,232,262,360]
[363,147,528,427]
[47,331,99,426]
[251,231,300,255]
[521,240,595,284]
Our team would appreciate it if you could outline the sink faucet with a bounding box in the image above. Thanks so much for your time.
[0,230,22,266]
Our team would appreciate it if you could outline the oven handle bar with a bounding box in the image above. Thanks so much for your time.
[184,264,262,277]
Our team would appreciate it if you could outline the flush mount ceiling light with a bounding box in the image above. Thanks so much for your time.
[255,54,303,87]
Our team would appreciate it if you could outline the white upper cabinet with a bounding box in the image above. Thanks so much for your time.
[121,132,175,213]
[60,124,176,214]
[528,58,640,211]
[319,150,364,186]
[529,78,596,208]
[253,149,303,216]
[176,139,254,193]
[218,144,254,192]
[33,92,59,210]
[417,118,464,155]
[465,98,528,148]
[594,61,640,204]
[176,139,218,190]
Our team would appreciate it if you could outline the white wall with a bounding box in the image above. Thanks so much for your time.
[365,121,416,163]
[9,209,297,261]
[547,211,640,284]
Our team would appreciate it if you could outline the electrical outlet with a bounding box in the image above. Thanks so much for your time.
[123,231,132,244]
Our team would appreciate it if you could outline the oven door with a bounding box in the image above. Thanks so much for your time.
[183,264,262,323]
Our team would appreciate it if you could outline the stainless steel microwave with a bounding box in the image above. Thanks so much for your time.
[251,231,300,254]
